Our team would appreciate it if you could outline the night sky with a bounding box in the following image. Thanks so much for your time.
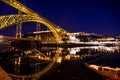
[0,0,120,36]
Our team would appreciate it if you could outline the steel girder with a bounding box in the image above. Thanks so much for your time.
[0,14,61,41]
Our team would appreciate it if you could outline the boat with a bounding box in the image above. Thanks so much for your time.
[85,63,120,80]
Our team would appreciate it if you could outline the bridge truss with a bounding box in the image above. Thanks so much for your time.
[0,0,65,79]
[0,14,61,41]
[0,0,67,41]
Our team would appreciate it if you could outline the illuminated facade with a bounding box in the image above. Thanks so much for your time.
[23,31,56,42]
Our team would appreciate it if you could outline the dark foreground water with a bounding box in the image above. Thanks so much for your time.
[39,60,105,80]
[39,46,120,80]
[0,46,120,80]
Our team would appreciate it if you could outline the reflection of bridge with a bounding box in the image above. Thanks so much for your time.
[6,48,61,80]
[0,0,65,79]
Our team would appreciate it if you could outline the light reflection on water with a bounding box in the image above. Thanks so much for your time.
[0,46,120,80]
[39,46,120,62]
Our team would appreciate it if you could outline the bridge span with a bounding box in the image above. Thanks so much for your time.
[0,0,66,79]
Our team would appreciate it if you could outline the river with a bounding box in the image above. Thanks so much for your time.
[0,46,120,80]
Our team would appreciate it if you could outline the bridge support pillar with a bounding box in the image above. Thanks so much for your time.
[16,10,22,38]
[36,22,41,40]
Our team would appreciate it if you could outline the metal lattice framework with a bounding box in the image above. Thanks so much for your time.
[0,0,65,79]
[0,0,67,42]
[0,14,61,41]
[0,14,62,79]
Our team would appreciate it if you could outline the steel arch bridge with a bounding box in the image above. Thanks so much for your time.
[0,14,61,41]
[0,15,62,79]
[0,0,66,79]
[0,0,67,42]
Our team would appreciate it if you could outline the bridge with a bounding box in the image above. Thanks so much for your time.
[0,0,65,79]
[0,0,67,41]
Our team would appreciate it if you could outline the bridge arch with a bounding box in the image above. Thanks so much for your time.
[0,14,61,41]
[0,14,62,79]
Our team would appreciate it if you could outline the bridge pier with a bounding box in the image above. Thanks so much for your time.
[16,10,22,39]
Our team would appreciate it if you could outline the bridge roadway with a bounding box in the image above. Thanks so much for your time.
[0,35,37,41]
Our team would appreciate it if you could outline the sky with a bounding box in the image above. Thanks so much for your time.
[0,0,120,36]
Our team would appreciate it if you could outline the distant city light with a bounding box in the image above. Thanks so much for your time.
[69,49,76,54]
[0,35,3,39]
[69,36,76,40]
[57,57,62,63]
